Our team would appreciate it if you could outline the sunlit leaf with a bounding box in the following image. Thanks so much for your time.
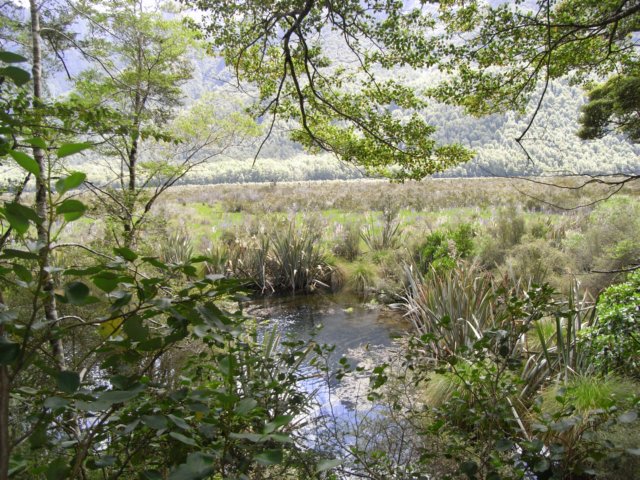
[56,199,86,222]
[55,172,86,195]
[56,142,92,158]
[9,150,39,175]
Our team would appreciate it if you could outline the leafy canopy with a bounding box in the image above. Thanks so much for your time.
[184,0,473,180]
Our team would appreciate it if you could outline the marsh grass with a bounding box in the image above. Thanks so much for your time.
[270,218,330,293]
[141,179,640,300]
[402,262,499,361]
[333,221,362,261]
[361,207,403,251]
[160,229,194,264]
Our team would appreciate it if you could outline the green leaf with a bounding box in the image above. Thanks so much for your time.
[23,137,47,149]
[235,397,258,415]
[268,433,294,444]
[495,438,514,452]
[56,142,92,158]
[1,249,39,260]
[169,431,197,446]
[0,51,28,63]
[55,172,86,195]
[114,247,138,262]
[92,272,120,292]
[316,459,342,473]
[98,389,140,404]
[141,414,168,430]
[168,453,215,480]
[0,338,19,364]
[3,202,41,235]
[64,281,90,305]
[110,291,133,311]
[533,458,550,472]
[263,414,293,434]
[87,455,117,469]
[254,449,283,466]
[13,263,33,282]
[460,460,478,476]
[0,66,30,86]
[9,150,40,175]
[168,413,190,430]
[45,458,70,480]
[123,317,149,342]
[44,396,69,410]
[56,199,86,222]
[56,370,80,394]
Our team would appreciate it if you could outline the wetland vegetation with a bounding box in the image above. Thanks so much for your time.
[1,0,639,478]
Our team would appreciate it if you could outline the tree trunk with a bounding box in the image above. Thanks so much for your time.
[0,322,9,480]
[123,138,137,246]
[30,0,66,371]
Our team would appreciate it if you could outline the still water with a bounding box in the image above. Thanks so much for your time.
[247,292,407,362]
[247,292,408,420]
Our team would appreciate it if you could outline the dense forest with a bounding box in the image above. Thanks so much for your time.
[0,0,639,479]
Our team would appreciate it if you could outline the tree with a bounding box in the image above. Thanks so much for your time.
[432,0,639,186]
[579,73,640,143]
[184,0,474,180]
[68,0,199,245]
[0,46,323,480]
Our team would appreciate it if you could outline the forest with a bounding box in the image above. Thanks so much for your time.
[0,0,639,479]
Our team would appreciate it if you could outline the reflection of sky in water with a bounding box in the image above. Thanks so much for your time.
[249,293,405,360]
[247,293,408,450]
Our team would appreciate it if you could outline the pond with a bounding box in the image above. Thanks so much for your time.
[247,292,407,362]
[246,293,412,455]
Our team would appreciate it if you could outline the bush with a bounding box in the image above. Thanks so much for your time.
[504,238,569,287]
[580,270,640,378]
[414,223,475,273]
[495,205,526,248]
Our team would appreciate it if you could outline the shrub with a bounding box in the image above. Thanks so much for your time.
[504,238,569,287]
[270,218,331,292]
[495,205,526,248]
[402,263,500,361]
[346,260,377,295]
[159,229,194,264]
[580,270,640,378]
[414,223,475,273]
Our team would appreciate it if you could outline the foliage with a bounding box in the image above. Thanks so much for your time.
[415,223,475,273]
[580,270,640,378]
[400,279,640,479]
[332,221,362,262]
[579,74,640,143]
[185,0,473,179]
[230,218,333,294]
[402,263,499,362]
[433,0,639,118]
[160,228,194,265]
[0,47,335,480]
[269,218,330,293]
